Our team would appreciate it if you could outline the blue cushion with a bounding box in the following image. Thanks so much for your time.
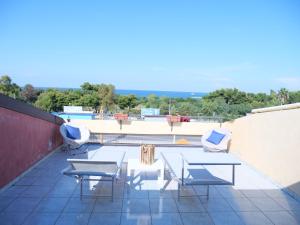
[65,125,81,140]
[206,130,225,145]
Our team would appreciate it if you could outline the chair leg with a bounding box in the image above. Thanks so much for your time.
[61,143,71,154]
[177,183,181,200]
[80,176,83,200]
[71,144,89,156]
[206,185,210,200]
[111,177,115,202]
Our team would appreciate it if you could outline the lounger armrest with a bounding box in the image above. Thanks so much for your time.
[67,159,117,164]
[115,152,126,178]
[63,169,116,177]
[160,152,181,183]
[61,165,73,175]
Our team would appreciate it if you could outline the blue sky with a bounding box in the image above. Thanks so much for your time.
[0,0,300,93]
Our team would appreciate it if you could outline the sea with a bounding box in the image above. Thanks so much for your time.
[116,89,206,98]
[38,87,206,98]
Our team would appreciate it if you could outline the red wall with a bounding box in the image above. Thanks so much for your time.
[0,107,63,187]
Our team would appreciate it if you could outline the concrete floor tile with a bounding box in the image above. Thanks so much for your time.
[264,211,299,225]
[273,196,300,211]
[46,185,77,197]
[237,211,273,225]
[88,212,121,225]
[180,212,214,225]
[4,197,41,213]
[216,186,245,198]
[55,213,90,225]
[151,212,183,225]
[225,197,259,212]
[22,186,52,198]
[209,211,244,225]
[249,197,285,211]
[241,190,267,198]
[93,197,123,212]
[22,212,60,225]
[34,197,69,213]
[120,213,151,225]
[201,197,234,212]
[13,176,37,186]
[0,186,28,197]
[0,197,16,212]
[176,197,206,213]
[124,188,149,199]
[148,190,174,199]
[63,197,96,213]
[0,212,30,225]
[122,199,150,214]
[150,198,178,213]
[288,210,300,224]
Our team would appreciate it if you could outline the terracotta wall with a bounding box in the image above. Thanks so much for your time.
[0,107,63,188]
[224,107,300,197]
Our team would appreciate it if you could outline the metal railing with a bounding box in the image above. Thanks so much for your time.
[88,133,203,146]
[95,114,223,123]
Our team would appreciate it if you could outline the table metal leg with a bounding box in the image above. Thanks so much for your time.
[232,165,235,185]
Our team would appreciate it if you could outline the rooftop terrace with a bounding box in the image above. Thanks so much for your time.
[1,94,300,225]
[1,145,300,225]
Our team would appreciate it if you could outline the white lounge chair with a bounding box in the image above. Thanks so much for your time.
[62,151,125,200]
[59,123,90,154]
[201,128,231,152]
[161,152,241,199]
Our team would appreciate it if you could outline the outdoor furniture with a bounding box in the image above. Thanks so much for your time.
[127,158,165,190]
[166,115,181,131]
[59,122,90,154]
[201,128,231,152]
[161,151,241,199]
[62,151,125,200]
[114,113,128,130]
[166,115,181,123]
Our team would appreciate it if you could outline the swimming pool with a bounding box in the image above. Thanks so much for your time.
[52,112,96,120]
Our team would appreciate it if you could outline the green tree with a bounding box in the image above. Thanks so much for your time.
[289,91,300,103]
[117,94,138,111]
[99,84,115,111]
[277,88,289,105]
[175,101,199,116]
[63,90,83,106]
[0,75,21,98]
[35,89,66,112]
[81,82,99,93]
[21,84,38,103]
[203,88,249,104]
[145,94,160,108]
[158,97,170,115]
[79,92,100,110]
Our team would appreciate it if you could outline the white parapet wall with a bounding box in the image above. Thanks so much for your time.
[224,106,300,198]
[251,102,300,114]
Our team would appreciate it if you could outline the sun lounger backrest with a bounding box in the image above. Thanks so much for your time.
[67,159,118,174]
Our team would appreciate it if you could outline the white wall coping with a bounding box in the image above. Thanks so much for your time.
[251,103,300,114]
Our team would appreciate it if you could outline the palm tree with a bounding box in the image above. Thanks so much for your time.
[278,88,289,105]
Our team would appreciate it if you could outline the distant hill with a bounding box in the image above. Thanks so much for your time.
[36,87,207,98]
